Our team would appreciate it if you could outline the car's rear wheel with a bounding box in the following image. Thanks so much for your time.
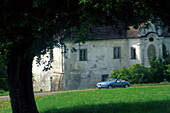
[108,85,113,89]
[124,84,129,88]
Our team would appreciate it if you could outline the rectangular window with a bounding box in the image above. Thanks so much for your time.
[79,49,87,61]
[131,47,136,59]
[102,74,109,81]
[114,47,121,59]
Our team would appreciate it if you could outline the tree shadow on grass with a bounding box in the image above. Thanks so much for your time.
[42,100,170,113]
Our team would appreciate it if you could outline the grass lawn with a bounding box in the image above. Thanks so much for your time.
[0,92,9,96]
[0,86,170,113]
[0,83,169,96]
[131,82,170,87]
[0,91,47,96]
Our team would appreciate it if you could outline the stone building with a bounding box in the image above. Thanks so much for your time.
[32,47,64,91]
[32,22,170,91]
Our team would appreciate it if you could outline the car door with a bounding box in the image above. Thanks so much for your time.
[116,79,122,87]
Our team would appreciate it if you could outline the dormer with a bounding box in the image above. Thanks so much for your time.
[139,21,163,37]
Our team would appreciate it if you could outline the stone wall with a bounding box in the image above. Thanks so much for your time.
[63,39,139,89]
[32,46,64,91]
[163,37,170,54]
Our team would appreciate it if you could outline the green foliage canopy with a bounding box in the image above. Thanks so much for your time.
[0,0,170,58]
[0,0,170,112]
[0,54,8,91]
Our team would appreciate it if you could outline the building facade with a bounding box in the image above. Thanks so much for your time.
[32,22,170,91]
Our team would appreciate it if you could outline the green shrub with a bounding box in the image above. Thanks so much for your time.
[111,64,151,84]
[148,56,165,82]
[162,44,170,81]
[111,67,131,81]
[129,64,151,83]
[0,89,5,93]
[111,55,170,84]
[165,64,170,81]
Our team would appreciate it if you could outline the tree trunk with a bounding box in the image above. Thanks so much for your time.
[7,51,39,113]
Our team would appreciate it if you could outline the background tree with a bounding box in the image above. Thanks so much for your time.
[0,0,170,113]
[0,54,8,92]
[0,0,83,112]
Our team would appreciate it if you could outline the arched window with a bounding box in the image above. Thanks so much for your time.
[147,44,156,59]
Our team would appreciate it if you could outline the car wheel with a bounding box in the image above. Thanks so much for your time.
[124,84,129,88]
[108,85,113,89]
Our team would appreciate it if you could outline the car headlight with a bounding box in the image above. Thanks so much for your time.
[97,83,107,86]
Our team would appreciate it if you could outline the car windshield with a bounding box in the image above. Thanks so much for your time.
[107,78,117,82]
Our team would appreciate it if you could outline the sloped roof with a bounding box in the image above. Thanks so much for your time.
[127,26,140,38]
[82,25,141,40]
[61,24,169,42]
[89,25,127,40]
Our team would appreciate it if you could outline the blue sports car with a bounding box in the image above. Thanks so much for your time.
[96,78,130,89]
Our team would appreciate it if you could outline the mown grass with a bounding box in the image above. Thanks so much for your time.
[131,82,170,87]
[0,83,170,96]
[0,91,47,96]
[0,86,170,113]
[0,92,9,96]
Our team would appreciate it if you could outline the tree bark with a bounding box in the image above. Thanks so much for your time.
[7,50,39,113]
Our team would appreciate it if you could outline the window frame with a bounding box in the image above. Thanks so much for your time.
[113,47,121,59]
[79,49,87,61]
[131,47,136,59]
[101,74,109,81]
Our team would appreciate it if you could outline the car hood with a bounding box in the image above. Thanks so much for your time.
[97,81,114,84]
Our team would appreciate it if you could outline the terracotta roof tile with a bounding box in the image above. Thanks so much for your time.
[127,26,140,38]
